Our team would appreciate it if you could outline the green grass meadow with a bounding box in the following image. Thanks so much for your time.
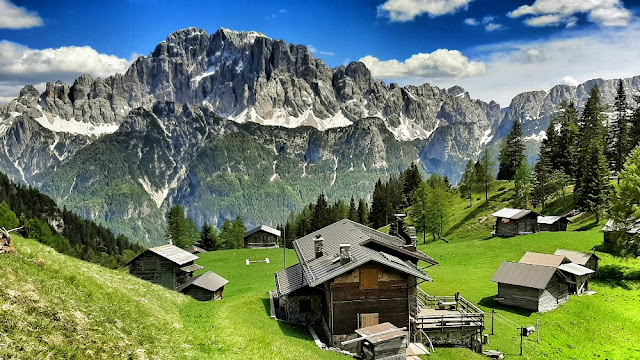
[2,182,640,359]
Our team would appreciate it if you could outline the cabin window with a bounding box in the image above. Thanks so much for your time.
[360,268,379,290]
[299,299,312,313]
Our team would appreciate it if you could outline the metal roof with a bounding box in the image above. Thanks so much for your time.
[178,271,228,292]
[179,264,204,273]
[537,216,571,225]
[277,219,434,296]
[274,263,308,297]
[146,244,199,265]
[491,261,558,289]
[519,252,567,267]
[244,225,281,238]
[355,322,405,344]
[491,208,538,220]
[558,263,595,277]
[554,249,600,265]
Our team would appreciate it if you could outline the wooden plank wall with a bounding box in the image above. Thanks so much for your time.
[496,283,540,311]
[330,263,409,335]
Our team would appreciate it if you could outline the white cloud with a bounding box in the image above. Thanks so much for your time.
[560,75,580,86]
[485,23,504,31]
[482,15,494,24]
[307,45,335,57]
[0,0,43,29]
[0,41,131,104]
[464,18,478,25]
[377,0,473,22]
[359,49,485,80]
[508,0,633,27]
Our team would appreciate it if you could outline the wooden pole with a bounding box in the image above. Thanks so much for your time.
[520,327,524,356]
[491,310,495,335]
[537,319,540,343]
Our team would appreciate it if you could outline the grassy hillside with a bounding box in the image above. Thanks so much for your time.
[407,182,640,359]
[0,236,346,359]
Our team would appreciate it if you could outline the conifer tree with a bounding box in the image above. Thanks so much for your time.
[575,85,609,215]
[402,162,422,206]
[555,102,580,177]
[498,120,526,180]
[371,179,387,228]
[312,194,330,230]
[475,148,495,202]
[200,222,219,251]
[348,196,358,221]
[357,199,370,225]
[610,145,640,256]
[514,162,532,208]
[165,205,198,249]
[410,181,429,244]
[458,159,476,207]
[607,80,630,177]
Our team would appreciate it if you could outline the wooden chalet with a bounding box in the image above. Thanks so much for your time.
[554,249,600,273]
[274,219,484,353]
[602,219,640,245]
[126,244,203,291]
[244,225,281,248]
[177,270,229,301]
[491,261,568,312]
[537,215,571,232]
[491,208,540,237]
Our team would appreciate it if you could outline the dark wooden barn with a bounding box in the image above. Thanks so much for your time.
[126,244,202,291]
[274,219,485,353]
[491,208,540,237]
[244,225,281,248]
[601,219,640,245]
[491,261,569,312]
[178,270,229,301]
[537,216,571,232]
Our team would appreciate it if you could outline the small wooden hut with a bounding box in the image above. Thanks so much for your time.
[491,261,568,312]
[601,219,640,244]
[519,252,568,267]
[126,244,202,290]
[244,225,281,248]
[178,270,229,301]
[355,322,408,360]
[491,208,540,237]
[554,249,600,273]
[537,216,571,232]
[557,263,594,294]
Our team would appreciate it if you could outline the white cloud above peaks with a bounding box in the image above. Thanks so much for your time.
[0,0,43,29]
[359,49,485,80]
[508,0,633,27]
[378,0,473,22]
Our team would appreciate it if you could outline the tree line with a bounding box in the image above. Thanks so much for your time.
[0,171,144,268]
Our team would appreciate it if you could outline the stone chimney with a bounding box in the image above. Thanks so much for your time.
[339,244,351,265]
[314,235,324,259]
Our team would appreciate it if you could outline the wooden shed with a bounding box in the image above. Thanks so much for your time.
[537,216,571,232]
[554,249,600,273]
[601,219,640,245]
[557,263,594,295]
[126,244,202,290]
[178,270,229,301]
[491,208,540,237]
[355,322,408,360]
[244,225,281,248]
[519,252,568,267]
[491,261,568,312]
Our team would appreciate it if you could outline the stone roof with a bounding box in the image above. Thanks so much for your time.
[519,252,568,268]
[491,261,558,290]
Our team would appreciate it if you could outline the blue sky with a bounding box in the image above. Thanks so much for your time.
[2,0,640,106]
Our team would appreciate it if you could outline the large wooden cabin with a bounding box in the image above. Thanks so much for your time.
[126,244,203,290]
[491,208,540,237]
[274,219,484,353]
[244,225,281,248]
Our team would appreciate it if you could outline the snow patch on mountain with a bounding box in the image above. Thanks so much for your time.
[230,108,353,130]
[34,108,119,136]
[138,177,168,208]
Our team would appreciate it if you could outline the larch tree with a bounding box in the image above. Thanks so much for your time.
[514,162,532,209]
[475,148,495,202]
[458,159,477,207]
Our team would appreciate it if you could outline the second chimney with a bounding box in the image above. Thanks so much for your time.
[339,244,351,265]
[314,235,324,259]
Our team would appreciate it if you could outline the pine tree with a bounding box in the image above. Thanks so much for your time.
[348,197,358,222]
[312,194,331,230]
[371,179,387,228]
[629,95,640,151]
[357,199,370,225]
[458,159,476,207]
[165,205,198,249]
[409,181,429,244]
[555,102,580,177]
[608,80,630,178]
[402,162,422,206]
[498,120,526,180]
[575,85,609,215]
[231,215,246,248]
[200,222,219,251]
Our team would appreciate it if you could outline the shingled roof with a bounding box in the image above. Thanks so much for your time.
[126,244,198,267]
[275,219,435,297]
[491,208,539,220]
[178,271,228,292]
[491,261,558,289]
[519,252,568,268]
[537,215,571,225]
[554,249,600,265]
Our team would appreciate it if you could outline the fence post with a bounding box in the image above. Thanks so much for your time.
[491,310,495,335]
[537,319,540,343]
[520,327,524,356]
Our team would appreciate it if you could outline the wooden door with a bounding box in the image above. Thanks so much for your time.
[359,313,379,328]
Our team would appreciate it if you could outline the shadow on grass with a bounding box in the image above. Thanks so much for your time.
[597,264,640,282]
[261,297,271,316]
[478,295,535,317]
[445,201,496,237]
[261,296,314,341]
[574,221,603,232]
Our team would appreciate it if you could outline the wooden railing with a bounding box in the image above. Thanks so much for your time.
[413,288,484,331]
